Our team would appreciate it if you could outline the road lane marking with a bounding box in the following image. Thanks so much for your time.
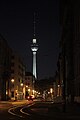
[20,103,35,115]
[8,102,35,118]
[8,105,24,118]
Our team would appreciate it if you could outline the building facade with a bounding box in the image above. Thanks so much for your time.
[25,72,35,97]
[0,34,12,100]
[0,34,27,100]
[59,0,80,102]
[10,52,26,100]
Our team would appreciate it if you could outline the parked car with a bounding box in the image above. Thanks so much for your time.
[34,96,44,101]
[26,95,34,101]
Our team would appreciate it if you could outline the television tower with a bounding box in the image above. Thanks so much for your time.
[31,13,38,79]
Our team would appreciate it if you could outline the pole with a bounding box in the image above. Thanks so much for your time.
[62,41,66,112]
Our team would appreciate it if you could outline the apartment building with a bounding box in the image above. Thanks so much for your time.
[0,34,12,100]
[25,72,34,97]
[10,53,26,100]
[59,0,80,102]
[0,34,26,100]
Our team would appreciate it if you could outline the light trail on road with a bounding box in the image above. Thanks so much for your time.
[8,105,24,118]
[8,102,35,119]
[20,103,35,115]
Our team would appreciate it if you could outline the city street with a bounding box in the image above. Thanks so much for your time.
[0,100,33,120]
[1,1,80,120]
[0,100,80,120]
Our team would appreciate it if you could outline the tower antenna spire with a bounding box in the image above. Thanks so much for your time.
[33,12,36,38]
[31,12,38,79]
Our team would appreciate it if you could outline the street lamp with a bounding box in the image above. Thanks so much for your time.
[50,88,53,101]
[28,88,30,92]
[20,83,23,87]
[58,84,60,96]
[26,85,28,88]
[11,79,15,100]
[50,88,53,94]
[11,79,14,83]
[32,89,35,95]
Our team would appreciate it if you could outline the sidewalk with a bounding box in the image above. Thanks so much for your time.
[0,101,13,110]
[47,102,80,119]
[30,102,80,119]
[0,99,32,110]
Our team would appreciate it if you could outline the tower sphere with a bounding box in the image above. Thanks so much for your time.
[33,39,36,44]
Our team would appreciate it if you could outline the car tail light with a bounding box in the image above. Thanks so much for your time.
[27,96,30,99]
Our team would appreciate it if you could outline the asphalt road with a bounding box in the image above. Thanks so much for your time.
[0,100,80,120]
[0,101,53,120]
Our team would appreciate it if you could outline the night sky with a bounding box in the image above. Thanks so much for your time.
[0,0,61,80]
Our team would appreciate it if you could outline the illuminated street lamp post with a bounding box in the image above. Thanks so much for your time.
[11,79,15,100]
[50,88,53,101]
[20,83,23,87]
[32,89,35,95]
[20,83,24,99]
[11,78,14,83]
[58,84,60,96]
[28,88,31,96]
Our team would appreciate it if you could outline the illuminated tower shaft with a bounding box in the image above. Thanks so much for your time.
[31,39,38,79]
[33,52,37,78]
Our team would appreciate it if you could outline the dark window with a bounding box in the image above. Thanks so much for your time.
[11,91,14,97]
[11,55,15,59]
[11,62,14,66]
[11,70,14,73]
[79,83,80,96]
